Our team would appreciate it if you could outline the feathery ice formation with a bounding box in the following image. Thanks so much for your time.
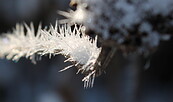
[0,23,101,88]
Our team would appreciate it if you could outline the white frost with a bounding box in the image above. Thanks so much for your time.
[0,23,101,88]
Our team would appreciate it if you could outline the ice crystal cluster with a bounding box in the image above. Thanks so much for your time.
[0,0,173,88]
[61,0,173,53]
[0,23,101,88]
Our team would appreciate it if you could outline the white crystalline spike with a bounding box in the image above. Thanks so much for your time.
[82,70,96,88]
[54,20,58,31]
[58,10,73,18]
[36,23,42,38]
[24,23,33,37]
[91,73,96,87]
[76,69,82,74]
[84,79,86,88]
[86,78,89,88]
[59,65,74,72]
[29,54,36,63]
[49,53,52,59]
[64,58,72,62]
[75,61,81,66]
[88,77,91,88]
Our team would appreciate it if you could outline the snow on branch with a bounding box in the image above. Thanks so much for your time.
[0,22,101,88]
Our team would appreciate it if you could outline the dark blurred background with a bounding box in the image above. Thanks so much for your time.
[0,0,173,102]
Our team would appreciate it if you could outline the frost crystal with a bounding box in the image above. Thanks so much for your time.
[59,4,89,24]
[0,23,101,88]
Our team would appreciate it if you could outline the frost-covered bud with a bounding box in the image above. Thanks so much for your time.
[60,0,173,54]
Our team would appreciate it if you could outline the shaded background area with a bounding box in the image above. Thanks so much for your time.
[0,0,173,102]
